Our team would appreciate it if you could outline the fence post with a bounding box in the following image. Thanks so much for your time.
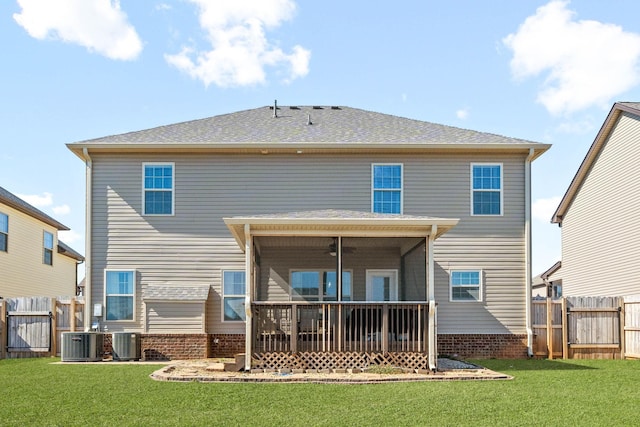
[620,297,625,359]
[562,297,568,359]
[70,297,77,332]
[546,297,553,359]
[0,299,5,359]
[50,297,57,357]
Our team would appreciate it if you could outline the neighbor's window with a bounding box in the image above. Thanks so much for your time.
[0,212,7,252]
[372,164,403,214]
[43,231,53,265]
[105,270,135,321]
[450,270,482,302]
[471,163,502,216]
[291,270,352,302]
[143,163,174,215]
[223,271,246,321]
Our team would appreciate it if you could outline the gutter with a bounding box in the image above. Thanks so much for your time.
[82,148,93,330]
[524,148,535,357]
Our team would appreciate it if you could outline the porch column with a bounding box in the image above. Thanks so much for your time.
[427,226,437,371]
[337,236,343,351]
[244,224,253,371]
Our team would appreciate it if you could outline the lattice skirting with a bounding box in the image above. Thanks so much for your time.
[252,351,430,370]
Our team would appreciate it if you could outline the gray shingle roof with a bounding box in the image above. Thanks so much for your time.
[618,102,640,112]
[232,209,448,221]
[143,284,211,301]
[0,186,69,230]
[58,240,84,261]
[71,105,541,146]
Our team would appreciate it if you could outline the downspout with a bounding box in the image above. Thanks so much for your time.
[82,148,93,331]
[525,148,535,357]
[427,225,437,371]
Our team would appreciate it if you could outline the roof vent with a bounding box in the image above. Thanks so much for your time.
[331,106,341,110]
[273,100,278,118]
[307,114,312,125]
[290,106,300,110]
[312,106,323,109]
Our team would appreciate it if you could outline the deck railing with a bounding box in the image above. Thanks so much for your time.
[252,302,429,354]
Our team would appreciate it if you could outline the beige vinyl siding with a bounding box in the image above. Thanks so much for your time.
[0,203,77,297]
[145,301,205,333]
[259,247,401,302]
[562,112,640,296]
[91,152,527,335]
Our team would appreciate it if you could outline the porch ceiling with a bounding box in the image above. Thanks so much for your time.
[223,209,459,250]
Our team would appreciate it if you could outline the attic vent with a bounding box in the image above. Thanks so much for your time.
[331,106,341,110]
[312,106,323,109]
[289,106,300,110]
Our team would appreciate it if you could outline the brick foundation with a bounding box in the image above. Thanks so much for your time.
[437,334,528,359]
[209,334,246,357]
[141,334,209,361]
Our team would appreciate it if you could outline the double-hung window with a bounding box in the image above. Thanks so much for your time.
[372,164,403,214]
[291,270,352,302]
[450,270,482,302]
[471,163,502,215]
[143,163,174,215]
[222,271,246,321]
[43,231,53,265]
[0,212,7,252]
[105,270,135,321]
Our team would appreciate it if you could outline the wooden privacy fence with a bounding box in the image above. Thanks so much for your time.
[533,296,640,360]
[0,296,85,359]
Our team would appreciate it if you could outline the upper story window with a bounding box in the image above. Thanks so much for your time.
[222,271,246,322]
[450,270,482,302]
[471,163,502,216]
[43,231,53,265]
[143,163,174,215]
[291,270,352,302]
[105,270,135,321]
[0,212,7,252]
[372,164,403,214]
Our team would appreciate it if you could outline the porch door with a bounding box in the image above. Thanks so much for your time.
[366,270,398,301]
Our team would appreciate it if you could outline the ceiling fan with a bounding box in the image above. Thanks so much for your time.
[326,240,355,256]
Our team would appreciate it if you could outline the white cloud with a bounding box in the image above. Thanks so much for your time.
[533,196,562,222]
[503,0,640,115]
[555,116,597,134]
[58,229,82,245]
[165,0,311,87]
[17,192,53,208]
[13,0,143,61]
[456,108,469,120]
[53,204,71,215]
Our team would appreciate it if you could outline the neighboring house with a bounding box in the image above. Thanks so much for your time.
[553,102,640,296]
[532,261,562,298]
[0,186,84,298]
[67,104,549,369]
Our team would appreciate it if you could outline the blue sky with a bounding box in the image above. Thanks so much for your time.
[2,0,640,279]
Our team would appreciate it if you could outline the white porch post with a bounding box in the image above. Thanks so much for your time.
[427,225,437,371]
[244,224,253,371]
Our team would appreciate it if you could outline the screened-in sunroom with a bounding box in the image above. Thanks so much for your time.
[224,210,458,371]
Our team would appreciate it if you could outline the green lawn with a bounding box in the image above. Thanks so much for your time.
[1,358,639,426]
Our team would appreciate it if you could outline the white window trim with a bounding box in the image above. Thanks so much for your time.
[0,212,8,252]
[43,230,54,266]
[142,162,175,216]
[222,269,246,323]
[470,163,503,217]
[371,163,404,214]
[449,269,483,302]
[103,269,136,322]
[289,269,353,302]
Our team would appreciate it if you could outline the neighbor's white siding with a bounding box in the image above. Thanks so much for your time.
[90,152,527,335]
[0,203,77,297]
[562,112,640,296]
